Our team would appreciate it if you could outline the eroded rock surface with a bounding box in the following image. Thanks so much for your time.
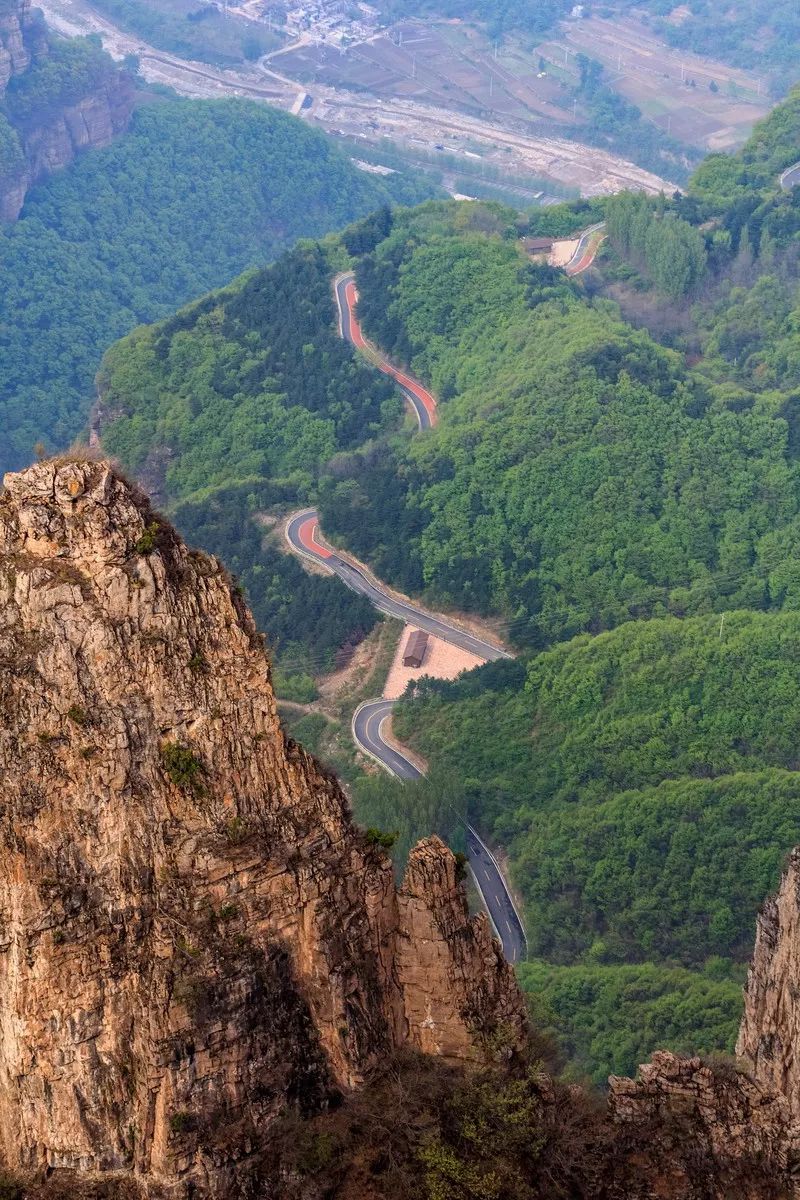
[610,1050,800,1198]
[738,847,800,1118]
[0,0,31,89]
[0,460,527,1196]
[397,837,527,1060]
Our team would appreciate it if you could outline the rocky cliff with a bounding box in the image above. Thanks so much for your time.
[0,1,133,221]
[738,847,800,1118]
[0,0,30,90]
[0,458,527,1196]
[609,1050,800,1198]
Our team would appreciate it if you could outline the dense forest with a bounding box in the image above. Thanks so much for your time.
[98,87,800,1080]
[321,202,800,647]
[0,95,432,475]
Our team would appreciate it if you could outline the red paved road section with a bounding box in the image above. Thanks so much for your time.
[344,280,438,427]
[566,246,596,275]
[566,232,606,277]
[296,514,332,560]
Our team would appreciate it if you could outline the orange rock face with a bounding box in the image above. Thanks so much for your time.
[0,460,527,1196]
[738,847,800,1118]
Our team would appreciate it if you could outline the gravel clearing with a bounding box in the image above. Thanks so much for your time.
[383,626,486,700]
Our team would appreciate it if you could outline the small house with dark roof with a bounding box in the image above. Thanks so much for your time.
[403,629,429,669]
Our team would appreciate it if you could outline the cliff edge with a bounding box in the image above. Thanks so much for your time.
[0,459,527,1196]
[0,1,134,221]
[738,847,800,1117]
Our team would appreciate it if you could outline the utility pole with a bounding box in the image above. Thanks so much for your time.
[719,612,726,639]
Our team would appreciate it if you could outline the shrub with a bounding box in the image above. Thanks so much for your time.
[273,670,319,704]
[224,816,250,845]
[133,521,160,555]
[160,742,205,795]
[0,1173,24,1200]
[169,1110,196,1134]
[364,827,399,850]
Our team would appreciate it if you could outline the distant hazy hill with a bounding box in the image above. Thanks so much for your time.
[0,95,434,474]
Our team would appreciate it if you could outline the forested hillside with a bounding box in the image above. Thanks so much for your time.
[100,239,400,672]
[0,96,433,474]
[321,197,800,648]
[98,87,800,1082]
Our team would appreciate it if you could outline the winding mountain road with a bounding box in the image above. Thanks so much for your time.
[335,273,437,429]
[352,698,527,963]
[285,510,510,661]
[285,277,527,961]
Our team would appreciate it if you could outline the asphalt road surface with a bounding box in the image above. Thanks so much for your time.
[566,221,606,276]
[286,510,511,662]
[780,162,800,191]
[353,699,421,782]
[352,698,527,964]
[334,273,436,430]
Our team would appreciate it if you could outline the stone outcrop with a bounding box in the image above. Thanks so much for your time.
[0,1,134,221]
[738,847,800,1118]
[0,0,31,89]
[610,1051,800,1198]
[20,80,134,179]
[0,459,527,1197]
[397,837,527,1060]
